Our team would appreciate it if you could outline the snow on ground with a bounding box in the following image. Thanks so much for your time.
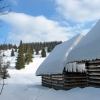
[0,50,100,100]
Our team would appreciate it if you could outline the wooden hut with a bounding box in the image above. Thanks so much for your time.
[38,63,87,90]
[67,20,100,88]
[36,34,85,90]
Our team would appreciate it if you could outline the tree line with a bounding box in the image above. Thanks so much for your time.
[14,41,62,70]
[0,41,62,54]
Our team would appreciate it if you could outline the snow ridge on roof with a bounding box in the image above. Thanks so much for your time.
[67,20,100,63]
[36,34,83,75]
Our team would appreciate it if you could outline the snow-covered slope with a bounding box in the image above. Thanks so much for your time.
[0,50,100,100]
[36,34,83,75]
[67,20,100,63]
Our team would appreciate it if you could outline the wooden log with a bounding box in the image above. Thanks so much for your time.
[89,80,100,84]
[42,78,52,82]
[42,81,51,85]
[42,76,51,79]
[87,66,100,69]
[89,83,100,87]
[52,83,63,87]
[88,69,100,71]
[64,82,87,86]
[52,77,63,80]
[65,76,87,79]
[52,80,59,84]
[42,83,52,88]
[89,76,100,80]
[65,79,87,82]
[88,60,100,63]
[88,72,100,76]
[58,80,64,84]
[52,75,63,78]
[66,72,86,76]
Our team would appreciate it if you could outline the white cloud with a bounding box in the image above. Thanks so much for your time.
[81,29,90,35]
[3,12,74,43]
[55,0,100,22]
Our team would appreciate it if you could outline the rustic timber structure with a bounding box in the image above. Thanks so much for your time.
[41,67,87,90]
[36,20,100,90]
[86,60,100,87]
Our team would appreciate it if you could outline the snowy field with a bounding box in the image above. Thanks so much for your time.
[0,50,100,100]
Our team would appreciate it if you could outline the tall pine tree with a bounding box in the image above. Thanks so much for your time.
[11,49,15,56]
[41,48,46,57]
[25,47,33,64]
[15,40,25,70]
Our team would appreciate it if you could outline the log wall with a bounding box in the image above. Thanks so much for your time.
[41,72,87,90]
[41,60,100,90]
[86,60,100,87]
[63,72,87,90]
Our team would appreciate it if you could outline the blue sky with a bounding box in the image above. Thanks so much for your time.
[0,0,100,44]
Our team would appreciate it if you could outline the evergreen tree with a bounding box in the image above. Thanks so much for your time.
[15,48,17,52]
[41,48,46,57]
[36,48,39,55]
[8,44,12,50]
[13,44,17,49]
[47,46,51,53]
[25,47,33,64]
[15,40,25,70]
[11,49,15,56]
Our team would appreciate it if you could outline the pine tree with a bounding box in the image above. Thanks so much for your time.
[47,46,51,53]
[11,49,15,56]
[36,48,39,55]
[41,48,46,57]
[15,48,17,52]
[15,40,25,70]
[25,47,33,64]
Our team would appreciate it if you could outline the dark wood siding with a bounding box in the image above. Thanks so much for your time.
[86,60,100,87]
[41,72,87,90]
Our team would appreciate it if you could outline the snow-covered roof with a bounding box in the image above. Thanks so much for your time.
[36,34,83,75]
[67,20,100,63]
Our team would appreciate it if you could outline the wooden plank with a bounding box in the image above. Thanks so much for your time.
[89,83,100,87]
[89,80,100,84]
[42,76,51,79]
[52,75,63,78]
[64,82,87,86]
[87,66,100,69]
[42,78,52,82]
[89,60,100,64]
[58,81,64,84]
[65,79,87,82]
[52,77,63,80]
[42,81,51,85]
[88,72,100,76]
[87,69,100,71]
[89,76,100,80]
[52,80,59,84]
[42,83,52,88]
[65,76,87,79]
[52,83,63,87]
[66,72,86,76]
